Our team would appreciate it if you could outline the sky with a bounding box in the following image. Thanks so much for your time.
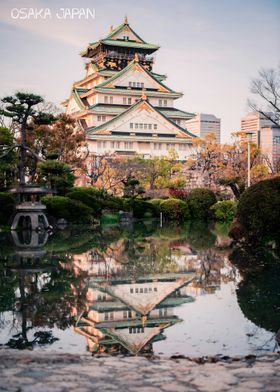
[0,0,279,142]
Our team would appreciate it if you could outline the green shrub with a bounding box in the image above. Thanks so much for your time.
[148,199,162,214]
[38,161,75,195]
[187,188,217,219]
[41,196,92,223]
[235,177,280,243]
[160,198,190,221]
[127,199,158,219]
[102,196,127,212]
[211,200,237,222]
[67,189,102,215]
[0,192,15,225]
[72,186,106,199]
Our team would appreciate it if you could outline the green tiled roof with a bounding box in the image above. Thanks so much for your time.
[81,39,159,57]
[94,86,182,98]
[88,104,194,121]
[96,316,180,329]
[105,22,146,43]
[159,108,195,119]
[86,99,191,136]
[102,39,159,50]
[88,103,127,115]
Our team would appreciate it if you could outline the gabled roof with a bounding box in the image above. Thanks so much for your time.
[105,20,146,43]
[95,58,175,93]
[88,104,195,122]
[81,19,159,57]
[87,97,196,139]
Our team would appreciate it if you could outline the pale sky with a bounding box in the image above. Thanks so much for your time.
[0,0,279,142]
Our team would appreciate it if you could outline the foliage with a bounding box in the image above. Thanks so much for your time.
[0,192,15,225]
[211,200,237,222]
[67,188,102,215]
[41,195,92,223]
[187,133,269,199]
[127,198,158,219]
[0,127,18,190]
[187,188,217,219]
[136,151,182,191]
[160,198,190,221]
[148,198,163,213]
[38,160,75,195]
[168,188,188,199]
[27,114,88,172]
[235,176,280,244]
[0,92,55,185]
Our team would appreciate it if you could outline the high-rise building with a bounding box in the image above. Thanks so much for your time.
[62,17,197,160]
[240,111,274,145]
[260,125,280,170]
[185,113,221,142]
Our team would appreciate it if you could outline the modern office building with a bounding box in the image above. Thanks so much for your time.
[260,125,280,170]
[240,111,275,145]
[185,113,221,143]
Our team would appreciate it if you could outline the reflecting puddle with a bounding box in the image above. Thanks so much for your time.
[0,222,279,356]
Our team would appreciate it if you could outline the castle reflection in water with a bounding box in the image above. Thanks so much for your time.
[0,224,236,354]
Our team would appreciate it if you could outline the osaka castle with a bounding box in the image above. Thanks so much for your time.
[63,17,196,160]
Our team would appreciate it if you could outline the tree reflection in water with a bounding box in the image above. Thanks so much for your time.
[230,244,280,350]
[0,221,278,355]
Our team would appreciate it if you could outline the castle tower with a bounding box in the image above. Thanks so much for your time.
[63,18,196,161]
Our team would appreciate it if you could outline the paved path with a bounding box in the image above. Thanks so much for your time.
[0,350,279,392]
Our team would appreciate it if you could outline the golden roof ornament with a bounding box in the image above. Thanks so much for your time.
[141,315,147,327]
[141,89,147,101]
[124,15,128,24]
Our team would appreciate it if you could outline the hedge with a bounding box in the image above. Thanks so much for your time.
[211,200,237,222]
[235,177,280,243]
[187,188,217,219]
[41,196,92,223]
[160,198,190,221]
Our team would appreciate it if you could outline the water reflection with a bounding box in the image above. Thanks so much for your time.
[0,221,278,355]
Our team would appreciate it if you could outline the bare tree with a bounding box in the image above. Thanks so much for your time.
[248,66,280,126]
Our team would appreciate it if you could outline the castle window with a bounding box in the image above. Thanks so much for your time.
[104,96,108,103]
[129,82,132,87]
[159,99,162,107]
[111,141,115,148]
[97,115,101,121]
[164,99,167,107]
[130,123,133,129]
[139,124,143,129]
[115,141,120,148]
[137,82,140,88]
[149,124,152,130]
[144,124,147,129]
[154,124,158,130]
[102,115,106,122]
[135,123,138,129]
[141,82,144,88]
[128,98,132,105]
[110,96,113,104]
[102,141,106,148]
[123,97,127,105]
